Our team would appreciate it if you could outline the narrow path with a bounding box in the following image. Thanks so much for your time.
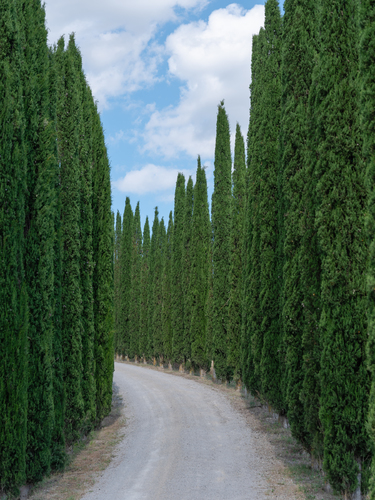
[81,363,274,500]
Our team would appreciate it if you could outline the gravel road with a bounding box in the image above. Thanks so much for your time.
[81,362,273,500]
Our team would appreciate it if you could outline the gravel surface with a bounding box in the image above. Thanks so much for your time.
[81,362,295,500]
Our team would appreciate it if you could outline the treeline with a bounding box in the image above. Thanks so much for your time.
[115,0,375,497]
[0,0,114,495]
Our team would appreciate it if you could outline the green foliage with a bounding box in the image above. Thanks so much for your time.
[50,38,66,472]
[361,0,375,496]
[148,208,160,359]
[91,100,114,423]
[162,212,174,362]
[139,217,150,359]
[21,0,57,481]
[0,11,114,493]
[312,0,370,493]
[190,158,210,370]
[245,32,264,394]
[211,101,232,381]
[172,174,186,364]
[57,34,84,443]
[281,0,316,444]
[73,39,96,434]
[183,177,194,365]
[258,0,282,411]
[205,224,214,365]
[280,0,321,455]
[114,211,122,357]
[227,125,246,382]
[118,198,133,356]
[153,218,166,360]
[129,203,142,360]
[0,0,28,489]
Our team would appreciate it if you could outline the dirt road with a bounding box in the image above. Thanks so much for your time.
[81,362,294,500]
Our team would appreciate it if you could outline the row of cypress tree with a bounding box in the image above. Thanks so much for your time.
[0,0,114,494]
[114,156,212,371]
[115,0,375,497]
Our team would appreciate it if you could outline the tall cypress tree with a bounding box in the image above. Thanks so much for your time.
[248,29,268,395]
[147,208,159,360]
[190,158,210,370]
[211,101,232,381]
[258,0,282,411]
[279,0,322,456]
[0,0,28,490]
[129,202,142,360]
[171,174,186,365]
[114,211,122,357]
[50,40,66,470]
[280,0,320,450]
[183,176,194,366]
[163,212,174,362]
[118,197,133,356]
[227,125,246,383]
[205,225,214,367]
[56,34,84,443]
[361,0,375,495]
[139,217,150,360]
[20,0,57,481]
[153,218,166,361]
[312,0,370,493]
[70,40,96,433]
[91,96,114,423]
[242,33,260,392]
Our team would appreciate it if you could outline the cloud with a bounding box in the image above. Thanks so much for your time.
[143,3,264,159]
[44,0,208,108]
[112,164,194,195]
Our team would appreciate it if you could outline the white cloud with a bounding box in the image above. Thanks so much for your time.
[143,3,264,158]
[44,0,208,108]
[112,164,194,195]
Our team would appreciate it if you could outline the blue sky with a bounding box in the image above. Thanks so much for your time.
[44,0,270,229]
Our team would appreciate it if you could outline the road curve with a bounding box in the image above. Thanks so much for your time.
[81,362,270,500]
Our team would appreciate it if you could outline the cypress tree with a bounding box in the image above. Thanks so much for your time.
[71,39,96,432]
[139,217,150,360]
[56,34,84,442]
[153,218,166,361]
[279,0,321,455]
[280,0,320,450]
[172,174,186,365]
[20,0,57,481]
[183,176,194,366]
[91,96,114,423]
[227,125,246,383]
[147,208,159,360]
[361,0,375,495]
[190,158,210,370]
[248,29,268,395]
[242,33,260,392]
[258,0,282,411]
[312,0,370,493]
[129,202,142,360]
[163,212,174,362]
[118,197,133,356]
[114,211,122,357]
[50,40,66,470]
[205,226,214,366]
[0,0,28,490]
[211,101,232,381]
